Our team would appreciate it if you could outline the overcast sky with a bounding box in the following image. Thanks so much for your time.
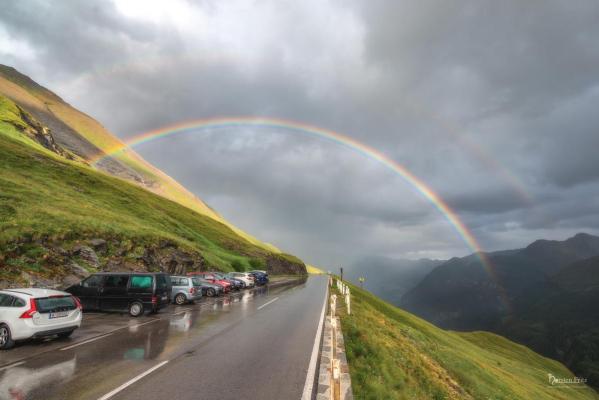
[2,0,599,267]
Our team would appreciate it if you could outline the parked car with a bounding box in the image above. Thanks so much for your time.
[227,272,255,288]
[188,272,232,293]
[249,270,268,277]
[195,279,224,297]
[211,272,244,290]
[249,271,269,286]
[66,272,171,317]
[0,288,83,350]
[170,276,202,305]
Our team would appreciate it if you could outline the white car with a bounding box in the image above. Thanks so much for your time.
[0,288,83,350]
[227,272,256,288]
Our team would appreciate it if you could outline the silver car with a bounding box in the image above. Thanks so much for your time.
[227,272,255,288]
[170,276,203,305]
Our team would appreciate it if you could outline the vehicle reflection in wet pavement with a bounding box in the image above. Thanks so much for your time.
[0,356,77,400]
[0,278,307,400]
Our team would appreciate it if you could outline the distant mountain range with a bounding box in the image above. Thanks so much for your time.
[344,256,443,305]
[400,232,599,388]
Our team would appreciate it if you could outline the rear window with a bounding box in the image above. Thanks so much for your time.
[131,275,153,289]
[35,296,76,313]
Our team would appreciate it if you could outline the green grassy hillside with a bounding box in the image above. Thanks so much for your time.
[337,282,598,399]
[0,94,305,285]
[0,64,280,254]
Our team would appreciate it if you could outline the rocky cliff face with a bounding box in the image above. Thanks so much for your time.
[0,235,306,290]
[265,254,307,275]
[1,236,205,289]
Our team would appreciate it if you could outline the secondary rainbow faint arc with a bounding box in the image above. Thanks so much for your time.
[92,117,496,276]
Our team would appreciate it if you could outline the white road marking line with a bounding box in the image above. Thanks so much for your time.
[60,319,159,351]
[97,360,169,400]
[172,309,192,316]
[130,319,160,329]
[257,297,279,310]
[0,361,25,371]
[301,282,329,400]
[60,333,113,351]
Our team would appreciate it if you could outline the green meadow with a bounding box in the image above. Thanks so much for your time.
[337,281,598,400]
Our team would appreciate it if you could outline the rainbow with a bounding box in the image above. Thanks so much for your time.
[92,117,500,287]
[78,55,532,203]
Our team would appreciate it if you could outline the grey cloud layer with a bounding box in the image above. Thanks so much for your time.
[1,0,599,265]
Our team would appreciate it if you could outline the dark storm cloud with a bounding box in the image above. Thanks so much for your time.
[0,0,166,77]
[1,0,599,265]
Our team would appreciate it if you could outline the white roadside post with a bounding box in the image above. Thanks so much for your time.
[345,288,351,315]
[332,358,341,400]
[331,294,337,318]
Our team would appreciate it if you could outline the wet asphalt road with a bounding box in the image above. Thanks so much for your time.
[0,276,328,400]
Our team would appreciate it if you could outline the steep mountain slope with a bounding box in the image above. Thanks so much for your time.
[0,91,305,288]
[500,256,599,388]
[400,233,599,389]
[401,233,599,330]
[0,64,279,253]
[345,256,443,305]
[337,282,598,399]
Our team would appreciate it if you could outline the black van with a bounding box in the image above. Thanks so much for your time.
[66,272,172,317]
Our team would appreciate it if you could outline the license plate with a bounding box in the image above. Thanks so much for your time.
[49,311,69,319]
[162,295,167,301]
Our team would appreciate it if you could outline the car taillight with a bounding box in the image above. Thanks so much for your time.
[151,295,158,304]
[73,296,83,310]
[20,298,38,319]
[189,287,196,294]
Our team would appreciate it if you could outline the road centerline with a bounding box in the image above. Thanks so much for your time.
[60,332,114,351]
[0,361,25,371]
[257,297,279,310]
[97,360,169,400]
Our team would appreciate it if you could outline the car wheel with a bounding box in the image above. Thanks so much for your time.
[58,330,75,339]
[207,288,216,297]
[175,293,187,305]
[0,324,15,350]
[129,301,144,317]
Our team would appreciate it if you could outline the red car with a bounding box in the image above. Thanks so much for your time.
[187,272,232,293]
